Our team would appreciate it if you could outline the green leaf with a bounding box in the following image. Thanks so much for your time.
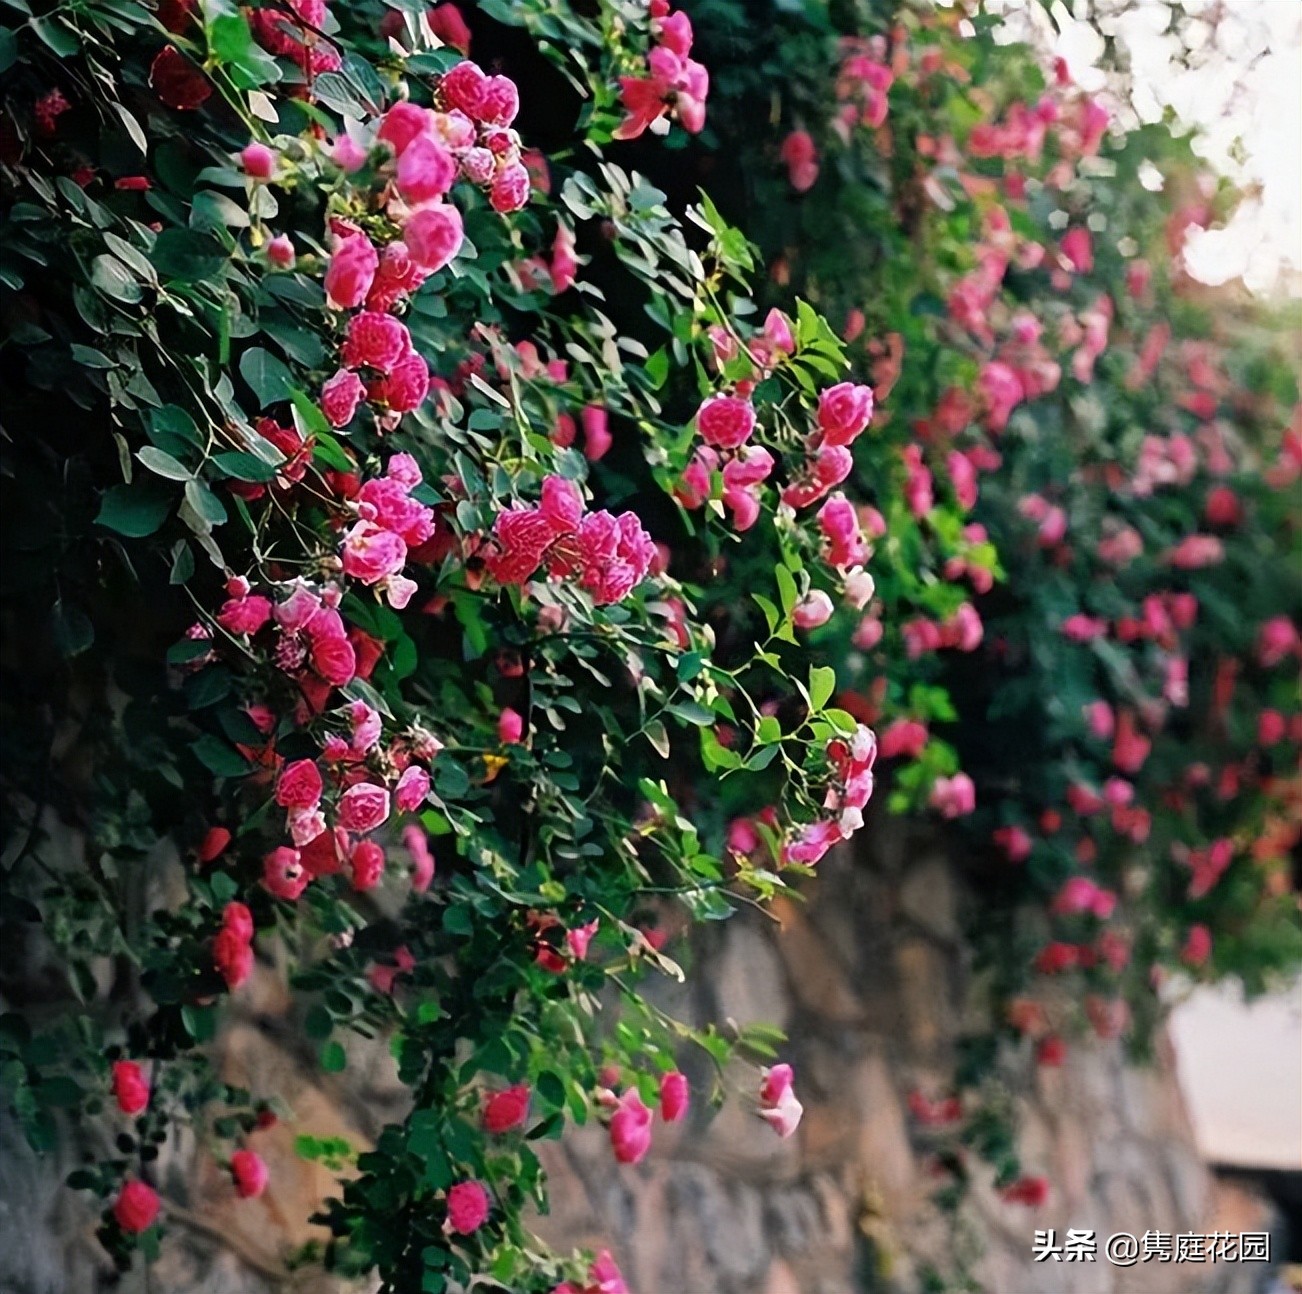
[320,1041,347,1073]
[185,478,228,526]
[151,229,228,283]
[30,16,80,57]
[214,451,279,482]
[809,665,836,712]
[667,699,713,726]
[304,1005,333,1040]
[774,565,798,617]
[38,1076,83,1108]
[239,346,293,408]
[150,405,203,448]
[700,727,741,772]
[190,733,249,778]
[96,483,172,537]
[90,255,142,304]
[645,719,670,759]
[137,446,193,481]
[536,1069,566,1110]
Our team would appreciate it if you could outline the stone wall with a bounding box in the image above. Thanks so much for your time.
[0,818,1278,1294]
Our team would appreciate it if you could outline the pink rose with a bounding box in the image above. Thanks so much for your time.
[214,926,254,989]
[490,162,530,213]
[929,772,975,819]
[979,361,1023,432]
[440,60,488,118]
[1166,534,1224,569]
[341,311,411,373]
[395,764,430,813]
[460,145,495,185]
[428,3,471,54]
[816,382,874,446]
[1257,616,1299,668]
[1084,700,1115,740]
[550,223,578,293]
[566,918,598,961]
[1258,709,1287,746]
[1061,226,1093,273]
[478,74,520,126]
[397,133,457,203]
[309,625,357,687]
[341,522,407,586]
[331,133,368,171]
[113,1179,160,1234]
[324,234,379,309]
[1181,924,1212,968]
[230,1149,269,1199]
[217,592,272,637]
[581,404,612,461]
[659,1070,689,1123]
[222,901,254,943]
[696,395,756,449]
[793,590,834,630]
[757,1064,803,1138]
[275,759,323,810]
[240,142,275,179]
[1111,710,1150,774]
[403,203,464,271]
[993,825,1032,863]
[878,718,928,761]
[818,494,868,568]
[376,352,429,413]
[403,824,435,892]
[350,840,386,891]
[263,846,309,901]
[266,234,295,268]
[483,1084,530,1134]
[377,101,430,156]
[1061,614,1107,643]
[337,782,390,834]
[112,1060,150,1115]
[498,707,524,745]
[320,368,366,427]
[367,241,429,310]
[446,1180,491,1235]
[780,129,819,192]
[608,1088,653,1165]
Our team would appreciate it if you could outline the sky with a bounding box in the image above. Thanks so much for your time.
[991,0,1302,295]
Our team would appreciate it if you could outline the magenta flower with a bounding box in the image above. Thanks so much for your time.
[324,233,378,309]
[337,783,390,834]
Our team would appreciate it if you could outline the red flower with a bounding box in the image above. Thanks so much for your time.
[197,826,231,863]
[659,1071,689,1123]
[112,1060,150,1115]
[214,926,254,989]
[608,1088,653,1164]
[428,3,471,54]
[696,395,755,449]
[1001,1175,1049,1208]
[230,1149,269,1199]
[275,758,322,810]
[113,1179,161,1233]
[483,1084,530,1134]
[446,1179,491,1234]
[149,46,213,110]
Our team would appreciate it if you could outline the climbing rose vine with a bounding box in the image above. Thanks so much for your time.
[0,1,896,1289]
[1,2,1299,1292]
